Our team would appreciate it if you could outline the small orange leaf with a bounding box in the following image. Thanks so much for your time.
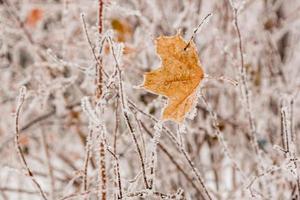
[25,8,43,28]
[106,18,136,56]
[111,18,132,42]
[142,34,204,122]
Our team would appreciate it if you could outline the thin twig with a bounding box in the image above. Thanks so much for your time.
[80,13,108,79]
[0,187,48,196]
[128,100,212,200]
[232,7,260,157]
[281,97,300,199]
[107,37,150,189]
[113,98,120,155]
[139,121,205,198]
[184,13,212,50]
[106,147,123,199]
[148,122,161,190]
[204,73,238,86]
[41,128,55,200]
[0,102,81,154]
[199,93,246,179]
[59,190,95,200]
[124,190,178,199]
[2,0,46,60]
[132,111,147,168]
[82,128,93,198]
[14,87,48,200]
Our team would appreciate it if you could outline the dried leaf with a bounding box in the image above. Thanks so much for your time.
[111,18,132,42]
[25,8,43,28]
[142,34,204,122]
[105,18,136,55]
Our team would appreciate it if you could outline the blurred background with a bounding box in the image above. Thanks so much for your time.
[0,0,300,199]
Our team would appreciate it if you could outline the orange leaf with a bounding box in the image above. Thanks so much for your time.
[142,34,204,123]
[111,18,132,42]
[25,8,43,28]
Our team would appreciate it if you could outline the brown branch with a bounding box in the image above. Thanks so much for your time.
[98,0,104,34]
[96,0,104,99]
[98,139,107,200]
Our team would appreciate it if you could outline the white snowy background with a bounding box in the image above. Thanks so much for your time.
[1,0,300,199]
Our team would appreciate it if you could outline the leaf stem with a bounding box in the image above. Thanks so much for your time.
[184,13,212,50]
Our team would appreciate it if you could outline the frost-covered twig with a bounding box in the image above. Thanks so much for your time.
[281,96,300,198]
[148,122,162,189]
[140,121,203,198]
[82,128,93,197]
[106,146,123,199]
[128,100,212,200]
[124,189,177,199]
[231,4,260,160]
[184,13,212,50]
[14,87,48,200]
[81,13,108,100]
[199,93,246,179]
[81,98,107,199]
[246,165,281,198]
[81,14,107,78]
[41,129,55,200]
[132,110,147,163]
[107,36,150,189]
[113,98,120,154]
[59,190,96,200]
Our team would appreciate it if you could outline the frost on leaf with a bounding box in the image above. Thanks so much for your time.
[142,34,204,123]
